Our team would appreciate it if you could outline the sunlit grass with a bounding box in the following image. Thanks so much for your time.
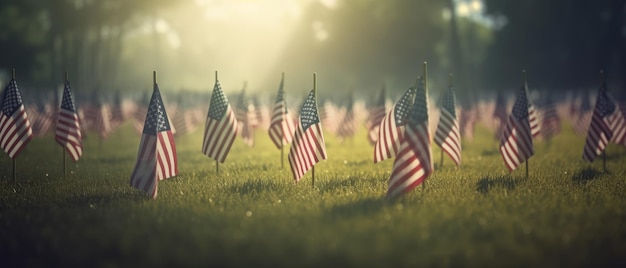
[1,121,625,267]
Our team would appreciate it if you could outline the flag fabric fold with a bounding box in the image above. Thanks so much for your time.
[130,82,178,199]
[374,86,415,163]
[387,77,432,199]
[55,81,83,162]
[434,84,461,166]
[288,90,327,182]
[499,85,534,171]
[0,78,33,159]
[202,80,238,163]
[268,77,295,149]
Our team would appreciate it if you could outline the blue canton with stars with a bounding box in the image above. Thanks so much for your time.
[143,83,171,135]
[207,80,229,120]
[275,79,289,114]
[1,79,24,116]
[408,76,429,126]
[61,81,77,112]
[299,90,320,132]
[511,86,530,120]
[394,86,416,126]
[441,84,457,118]
[597,82,616,118]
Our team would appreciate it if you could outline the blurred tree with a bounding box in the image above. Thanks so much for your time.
[484,0,626,90]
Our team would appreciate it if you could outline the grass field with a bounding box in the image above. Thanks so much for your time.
[1,122,626,267]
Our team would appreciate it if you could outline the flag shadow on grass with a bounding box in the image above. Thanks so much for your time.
[572,167,603,184]
[475,176,522,194]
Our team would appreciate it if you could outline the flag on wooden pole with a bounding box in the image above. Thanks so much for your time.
[0,78,33,159]
[373,86,415,163]
[130,73,178,198]
[55,80,83,161]
[288,89,327,182]
[499,85,534,171]
[434,82,461,167]
[202,78,238,163]
[268,74,295,149]
[387,75,432,198]
[583,78,618,162]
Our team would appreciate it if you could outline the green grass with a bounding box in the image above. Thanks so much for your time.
[1,122,626,267]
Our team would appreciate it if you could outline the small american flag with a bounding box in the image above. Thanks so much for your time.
[434,84,461,166]
[55,81,83,162]
[202,80,238,163]
[373,86,415,163]
[0,78,33,159]
[288,89,327,182]
[268,76,295,149]
[583,82,617,162]
[130,81,177,199]
[500,86,534,171]
[387,77,432,199]
[366,87,386,145]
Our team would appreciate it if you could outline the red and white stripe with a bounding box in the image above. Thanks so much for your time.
[130,131,177,199]
[499,115,534,171]
[288,122,327,182]
[55,108,83,161]
[374,106,404,163]
[0,106,33,158]
[387,122,432,199]
[434,108,461,166]
[202,107,238,163]
[268,102,295,149]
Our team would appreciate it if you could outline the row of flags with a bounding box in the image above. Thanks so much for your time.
[2,70,626,200]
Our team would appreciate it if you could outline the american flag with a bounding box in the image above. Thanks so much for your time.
[235,90,254,147]
[583,82,618,162]
[55,81,83,162]
[366,87,386,145]
[288,89,327,182]
[0,78,33,159]
[336,95,357,140]
[373,86,415,163]
[434,84,461,166]
[459,101,477,141]
[268,75,295,149]
[524,83,541,138]
[499,86,534,171]
[387,77,432,199]
[130,81,177,199]
[493,92,508,140]
[202,80,238,163]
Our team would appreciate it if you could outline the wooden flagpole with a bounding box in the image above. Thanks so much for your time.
[312,72,317,187]
[63,71,68,178]
[523,70,529,180]
[280,72,285,169]
[12,68,16,183]
[215,70,219,175]
[422,61,428,192]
